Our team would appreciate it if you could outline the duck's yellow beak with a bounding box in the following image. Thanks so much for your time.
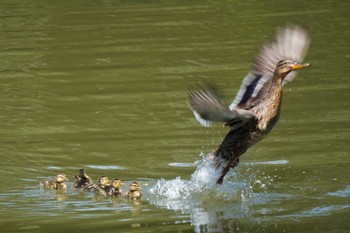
[291,63,310,70]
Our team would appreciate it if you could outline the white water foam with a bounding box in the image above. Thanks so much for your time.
[149,153,292,206]
[146,154,295,233]
[149,154,253,206]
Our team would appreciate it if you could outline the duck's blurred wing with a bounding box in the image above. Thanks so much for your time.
[230,25,310,109]
[187,86,255,127]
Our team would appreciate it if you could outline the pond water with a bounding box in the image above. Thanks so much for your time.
[0,0,349,232]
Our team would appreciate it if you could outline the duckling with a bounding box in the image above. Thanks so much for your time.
[74,169,92,188]
[40,173,67,190]
[84,176,110,195]
[124,182,142,200]
[106,178,123,196]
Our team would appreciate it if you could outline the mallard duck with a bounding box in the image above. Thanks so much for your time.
[84,176,110,195]
[106,179,123,196]
[40,173,67,190]
[74,169,93,188]
[124,182,142,200]
[187,25,310,184]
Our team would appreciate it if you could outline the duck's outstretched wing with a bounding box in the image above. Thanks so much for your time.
[187,86,256,127]
[229,25,310,109]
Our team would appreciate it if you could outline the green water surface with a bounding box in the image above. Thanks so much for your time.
[0,0,349,232]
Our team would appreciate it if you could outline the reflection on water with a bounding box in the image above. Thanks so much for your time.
[86,165,127,170]
[148,155,350,232]
[1,165,350,232]
[327,186,350,198]
[148,173,350,232]
[148,156,281,232]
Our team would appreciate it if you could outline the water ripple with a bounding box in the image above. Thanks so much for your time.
[327,185,350,197]
[87,165,126,170]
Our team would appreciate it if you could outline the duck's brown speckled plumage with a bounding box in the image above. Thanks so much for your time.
[74,169,93,189]
[187,26,311,184]
[106,179,123,196]
[84,176,111,195]
[41,173,67,190]
[125,182,142,200]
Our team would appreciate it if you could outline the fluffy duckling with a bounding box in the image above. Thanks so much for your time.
[95,176,111,195]
[84,176,110,195]
[106,178,123,196]
[74,169,92,188]
[41,173,67,190]
[124,182,142,200]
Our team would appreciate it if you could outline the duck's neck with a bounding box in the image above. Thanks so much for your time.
[268,72,284,96]
[257,72,284,130]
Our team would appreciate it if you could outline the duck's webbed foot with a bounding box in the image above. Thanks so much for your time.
[216,158,239,184]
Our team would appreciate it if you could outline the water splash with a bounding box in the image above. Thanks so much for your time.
[148,152,292,207]
[148,154,258,232]
[149,154,254,207]
[146,151,306,233]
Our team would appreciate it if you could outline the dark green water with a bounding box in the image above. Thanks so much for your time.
[0,0,349,232]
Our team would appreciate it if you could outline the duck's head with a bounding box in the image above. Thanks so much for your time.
[98,176,110,186]
[111,179,123,188]
[275,59,310,77]
[56,173,66,183]
[74,169,85,179]
[129,182,140,192]
[78,169,86,177]
[79,169,91,179]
